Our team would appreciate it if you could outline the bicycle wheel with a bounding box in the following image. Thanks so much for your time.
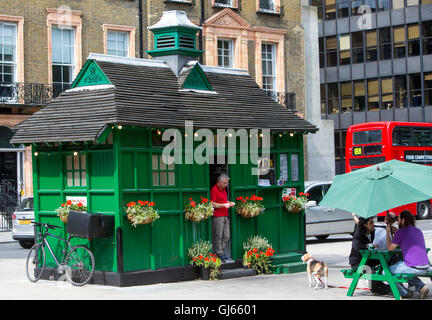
[65,245,95,286]
[26,244,46,282]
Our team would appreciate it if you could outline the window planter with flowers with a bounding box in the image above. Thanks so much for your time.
[235,195,265,218]
[187,240,221,280]
[283,192,309,213]
[184,196,214,222]
[242,235,274,274]
[56,200,87,223]
[125,200,160,227]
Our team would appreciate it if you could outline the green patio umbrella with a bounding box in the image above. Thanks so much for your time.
[319,159,432,218]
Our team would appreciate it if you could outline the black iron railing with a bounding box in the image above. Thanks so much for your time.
[0,82,67,105]
[266,91,296,111]
[0,179,18,231]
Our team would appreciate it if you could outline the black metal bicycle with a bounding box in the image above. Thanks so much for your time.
[25,221,95,286]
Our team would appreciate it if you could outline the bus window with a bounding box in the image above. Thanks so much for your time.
[393,126,432,146]
[353,129,382,145]
[413,128,432,146]
[392,126,411,146]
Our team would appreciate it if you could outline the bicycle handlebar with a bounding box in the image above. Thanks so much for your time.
[33,221,61,230]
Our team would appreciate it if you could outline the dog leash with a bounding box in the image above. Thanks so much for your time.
[318,278,371,290]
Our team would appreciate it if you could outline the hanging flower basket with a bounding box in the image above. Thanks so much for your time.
[184,197,213,222]
[55,200,87,224]
[125,200,159,227]
[235,195,265,218]
[283,192,309,213]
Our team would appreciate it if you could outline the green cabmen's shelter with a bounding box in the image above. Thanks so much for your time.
[11,11,317,286]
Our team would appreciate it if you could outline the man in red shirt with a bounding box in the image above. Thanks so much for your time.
[210,173,235,262]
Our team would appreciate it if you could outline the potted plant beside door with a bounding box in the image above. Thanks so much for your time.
[187,240,221,280]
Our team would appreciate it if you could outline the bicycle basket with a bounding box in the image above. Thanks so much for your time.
[66,211,114,238]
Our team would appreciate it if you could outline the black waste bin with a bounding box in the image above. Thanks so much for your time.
[67,211,114,238]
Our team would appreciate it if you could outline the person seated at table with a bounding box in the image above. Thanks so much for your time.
[387,210,431,299]
[349,216,390,295]
[352,212,397,249]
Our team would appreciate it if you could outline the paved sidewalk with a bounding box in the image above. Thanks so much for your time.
[0,230,15,244]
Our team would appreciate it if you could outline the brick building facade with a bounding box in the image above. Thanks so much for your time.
[0,0,307,203]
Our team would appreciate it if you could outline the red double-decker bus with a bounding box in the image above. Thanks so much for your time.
[345,121,432,219]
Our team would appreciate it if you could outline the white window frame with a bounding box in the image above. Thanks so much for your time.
[217,38,234,68]
[261,43,276,95]
[0,22,17,83]
[107,30,129,57]
[51,26,75,93]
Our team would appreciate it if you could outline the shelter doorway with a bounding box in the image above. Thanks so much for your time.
[209,155,232,258]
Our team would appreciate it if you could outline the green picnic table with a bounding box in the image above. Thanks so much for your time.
[341,248,432,300]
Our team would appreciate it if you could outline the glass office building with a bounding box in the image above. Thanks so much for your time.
[313,0,432,173]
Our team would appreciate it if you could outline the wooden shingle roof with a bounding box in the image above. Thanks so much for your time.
[11,54,317,144]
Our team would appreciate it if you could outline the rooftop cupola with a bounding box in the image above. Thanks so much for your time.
[147,10,204,76]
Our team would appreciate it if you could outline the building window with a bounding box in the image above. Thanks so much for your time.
[312,0,324,21]
[52,26,74,96]
[326,36,338,67]
[424,73,432,106]
[217,39,234,68]
[352,31,364,63]
[367,78,379,111]
[407,24,420,57]
[214,0,238,8]
[422,21,432,55]
[379,0,392,10]
[320,83,326,115]
[261,43,276,95]
[354,80,366,112]
[366,30,378,62]
[339,34,351,65]
[337,0,350,17]
[379,27,391,60]
[319,37,325,67]
[392,0,404,9]
[365,0,377,12]
[107,30,129,57]
[66,154,86,187]
[351,0,362,16]
[325,0,336,20]
[340,82,352,112]
[393,26,406,59]
[258,0,280,14]
[395,75,407,108]
[152,154,175,186]
[0,22,16,83]
[408,73,422,107]
[327,82,339,114]
[381,77,393,109]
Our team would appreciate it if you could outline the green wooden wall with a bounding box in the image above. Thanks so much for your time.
[32,126,305,274]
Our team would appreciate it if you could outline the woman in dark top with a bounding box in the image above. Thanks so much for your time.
[349,217,390,295]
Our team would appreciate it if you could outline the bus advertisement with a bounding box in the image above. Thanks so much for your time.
[345,121,432,219]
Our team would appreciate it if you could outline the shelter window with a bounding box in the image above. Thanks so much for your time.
[66,154,86,187]
[152,154,175,186]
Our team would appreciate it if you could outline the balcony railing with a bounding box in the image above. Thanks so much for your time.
[0,82,67,106]
[266,91,296,112]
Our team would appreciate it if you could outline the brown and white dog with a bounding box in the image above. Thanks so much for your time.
[301,253,328,289]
